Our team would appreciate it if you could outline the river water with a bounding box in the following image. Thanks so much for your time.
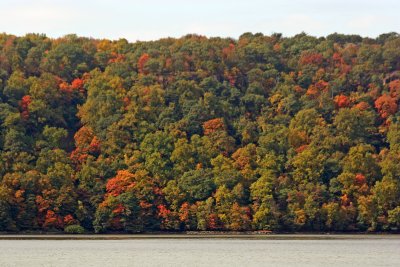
[0,236,399,266]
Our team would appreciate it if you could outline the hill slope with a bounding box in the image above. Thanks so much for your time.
[0,32,399,232]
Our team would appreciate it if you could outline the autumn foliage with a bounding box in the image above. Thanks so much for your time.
[1,32,400,234]
[375,94,398,119]
[70,126,101,164]
[299,51,323,65]
[203,118,226,135]
[334,94,350,108]
[138,53,150,74]
[19,95,32,119]
[105,170,135,197]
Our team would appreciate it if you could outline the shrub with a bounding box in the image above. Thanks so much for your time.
[64,225,85,234]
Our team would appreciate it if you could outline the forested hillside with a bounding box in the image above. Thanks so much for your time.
[0,32,400,233]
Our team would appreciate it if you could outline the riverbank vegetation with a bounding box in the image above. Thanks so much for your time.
[0,32,400,233]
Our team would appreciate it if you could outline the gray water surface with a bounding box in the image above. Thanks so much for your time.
[0,236,399,267]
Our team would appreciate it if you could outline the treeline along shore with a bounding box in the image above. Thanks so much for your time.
[0,32,400,233]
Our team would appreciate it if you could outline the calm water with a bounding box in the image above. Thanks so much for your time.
[0,236,399,267]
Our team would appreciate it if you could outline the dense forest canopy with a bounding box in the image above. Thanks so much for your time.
[0,32,400,233]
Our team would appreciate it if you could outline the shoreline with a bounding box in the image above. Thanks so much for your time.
[0,232,399,240]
